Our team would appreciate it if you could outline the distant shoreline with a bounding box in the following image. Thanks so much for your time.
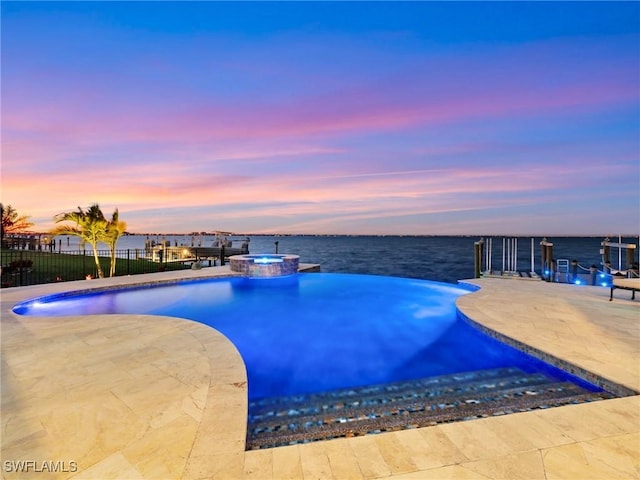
[10,232,640,239]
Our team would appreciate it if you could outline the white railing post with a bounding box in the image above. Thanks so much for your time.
[530,237,535,273]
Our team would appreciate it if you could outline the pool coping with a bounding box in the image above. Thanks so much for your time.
[457,310,637,398]
[1,268,639,479]
[456,278,640,394]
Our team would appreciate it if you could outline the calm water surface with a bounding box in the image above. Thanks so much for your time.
[56,234,639,284]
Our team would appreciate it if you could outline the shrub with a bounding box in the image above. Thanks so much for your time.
[9,259,33,271]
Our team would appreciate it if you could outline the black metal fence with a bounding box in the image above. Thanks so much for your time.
[0,247,226,288]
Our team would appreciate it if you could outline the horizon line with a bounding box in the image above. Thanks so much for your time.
[10,231,640,239]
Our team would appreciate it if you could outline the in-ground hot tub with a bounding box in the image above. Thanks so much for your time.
[229,254,299,277]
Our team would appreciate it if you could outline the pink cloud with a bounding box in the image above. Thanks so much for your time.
[4,34,637,154]
[3,27,638,234]
[5,156,633,231]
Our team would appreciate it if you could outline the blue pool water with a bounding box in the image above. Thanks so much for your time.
[13,273,598,400]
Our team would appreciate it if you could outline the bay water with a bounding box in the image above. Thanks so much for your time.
[55,234,639,284]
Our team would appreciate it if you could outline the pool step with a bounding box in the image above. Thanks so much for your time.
[249,368,551,419]
[246,367,614,449]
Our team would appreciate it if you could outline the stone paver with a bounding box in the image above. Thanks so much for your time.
[1,271,638,479]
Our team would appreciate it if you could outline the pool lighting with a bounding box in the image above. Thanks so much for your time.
[574,279,582,285]
[254,257,284,264]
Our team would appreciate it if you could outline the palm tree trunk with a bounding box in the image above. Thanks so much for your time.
[109,248,116,277]
[92,246,105,279]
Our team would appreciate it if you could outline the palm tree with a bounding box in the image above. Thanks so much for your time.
[52,204,108,279]
[1,203,34,246]
[104,209,127,277]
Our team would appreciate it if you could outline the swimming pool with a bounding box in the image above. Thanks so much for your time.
[13,273,613,447]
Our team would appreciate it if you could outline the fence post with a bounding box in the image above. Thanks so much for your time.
[127,249,131,275]
[221,245,226,266]
[18,249,24,287]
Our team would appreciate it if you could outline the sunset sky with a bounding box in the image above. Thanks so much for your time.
[2,1,639,235]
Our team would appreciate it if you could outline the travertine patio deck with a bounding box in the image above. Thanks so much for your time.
[1,269,638,479]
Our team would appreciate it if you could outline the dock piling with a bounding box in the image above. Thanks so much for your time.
[474,239,484,278]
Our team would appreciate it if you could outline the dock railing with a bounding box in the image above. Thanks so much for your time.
[474,236,639,286]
